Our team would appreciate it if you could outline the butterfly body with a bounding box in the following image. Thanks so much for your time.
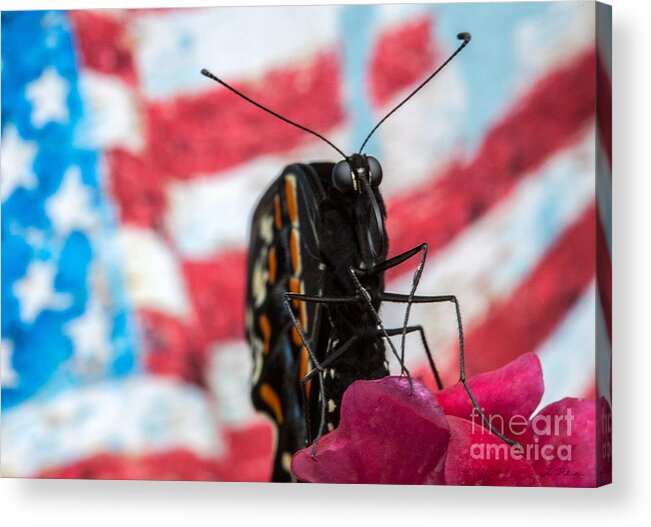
[246,161,390,481]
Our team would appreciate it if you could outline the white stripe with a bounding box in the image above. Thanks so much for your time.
[207,340,258,426]
[75,72,144,153]
[381,128,596,374]
[535,282,597,409]
[0,377,223,477]
[375,4,431,27]
[165,159,282,258]
[117,227,190,316]
[133,5,340,100]
[512,2,595,98]
[164,131,348,259]
[376,62,467,195]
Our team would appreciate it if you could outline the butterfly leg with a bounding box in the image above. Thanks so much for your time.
[380,325,443,390]
[299,334,361,455]
[378,292,518,446]
[283,292,361,374]
[283,292,362,456]
[372,243,427,274]
[371,244,429,365]
[348,268,414,392]
[286,290,411,379]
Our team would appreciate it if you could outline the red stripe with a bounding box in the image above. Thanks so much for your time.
[39,449,224,481]
[106,148,168,228]
[107,52,344,226]
[442,204,597,382]
[596,218,612,341]
[144,52,344,180]
[386,48,597,268]
[182,251,247,344]
[216,422,274,482]
[596,55,612,166]
[139,309,208,386]
[37,421,274,482]
[369,16,439,108]
[70,11,137,84]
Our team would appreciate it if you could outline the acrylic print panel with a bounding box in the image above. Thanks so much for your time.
[1,2,611,485]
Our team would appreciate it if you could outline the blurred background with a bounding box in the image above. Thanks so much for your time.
[1,2,610,480]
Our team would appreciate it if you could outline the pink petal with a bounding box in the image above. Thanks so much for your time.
[523,398,597,487]
[291,376,450,484]
[435,353,544,438]
[444,416,541,487]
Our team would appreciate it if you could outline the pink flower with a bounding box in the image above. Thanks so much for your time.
[292,353,600,486]
[291,375,450,485]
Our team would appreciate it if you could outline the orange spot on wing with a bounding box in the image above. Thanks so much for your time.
[285,176,298,225]
[300,300,308,329]
[259,314,271,355]
[289,277,301,309]
[268,246,277,285]
[290,228,301,274]
[299,346,312,399]
[291,325,303,346]
[288,278,307,345]
[259,383,283,424]
[289,277,300,293]
[274,195,282,230]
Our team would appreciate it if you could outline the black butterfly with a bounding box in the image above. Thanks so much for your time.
[203,32,513,482]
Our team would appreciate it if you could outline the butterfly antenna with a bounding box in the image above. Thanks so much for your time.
[358,32,472,153]
[201,68,347,159]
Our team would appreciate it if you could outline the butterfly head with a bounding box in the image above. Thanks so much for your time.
[331,153,383,194]
[331,154,387,272]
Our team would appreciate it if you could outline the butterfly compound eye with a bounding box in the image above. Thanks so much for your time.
[366,156,383,187]
[332,160,354,193]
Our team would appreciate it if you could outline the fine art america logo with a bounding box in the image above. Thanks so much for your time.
[469,407,575,462]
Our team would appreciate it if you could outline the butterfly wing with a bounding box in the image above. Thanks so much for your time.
[246,162,331,481]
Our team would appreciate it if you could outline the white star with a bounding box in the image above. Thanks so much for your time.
[1,124,38,201]
[1,340,19,388]
[65,297,111,375]
[13,260,71,324]
[26,67,69,128]
[45,165,98,237]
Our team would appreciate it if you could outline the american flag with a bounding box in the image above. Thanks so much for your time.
[1,3,611,481]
